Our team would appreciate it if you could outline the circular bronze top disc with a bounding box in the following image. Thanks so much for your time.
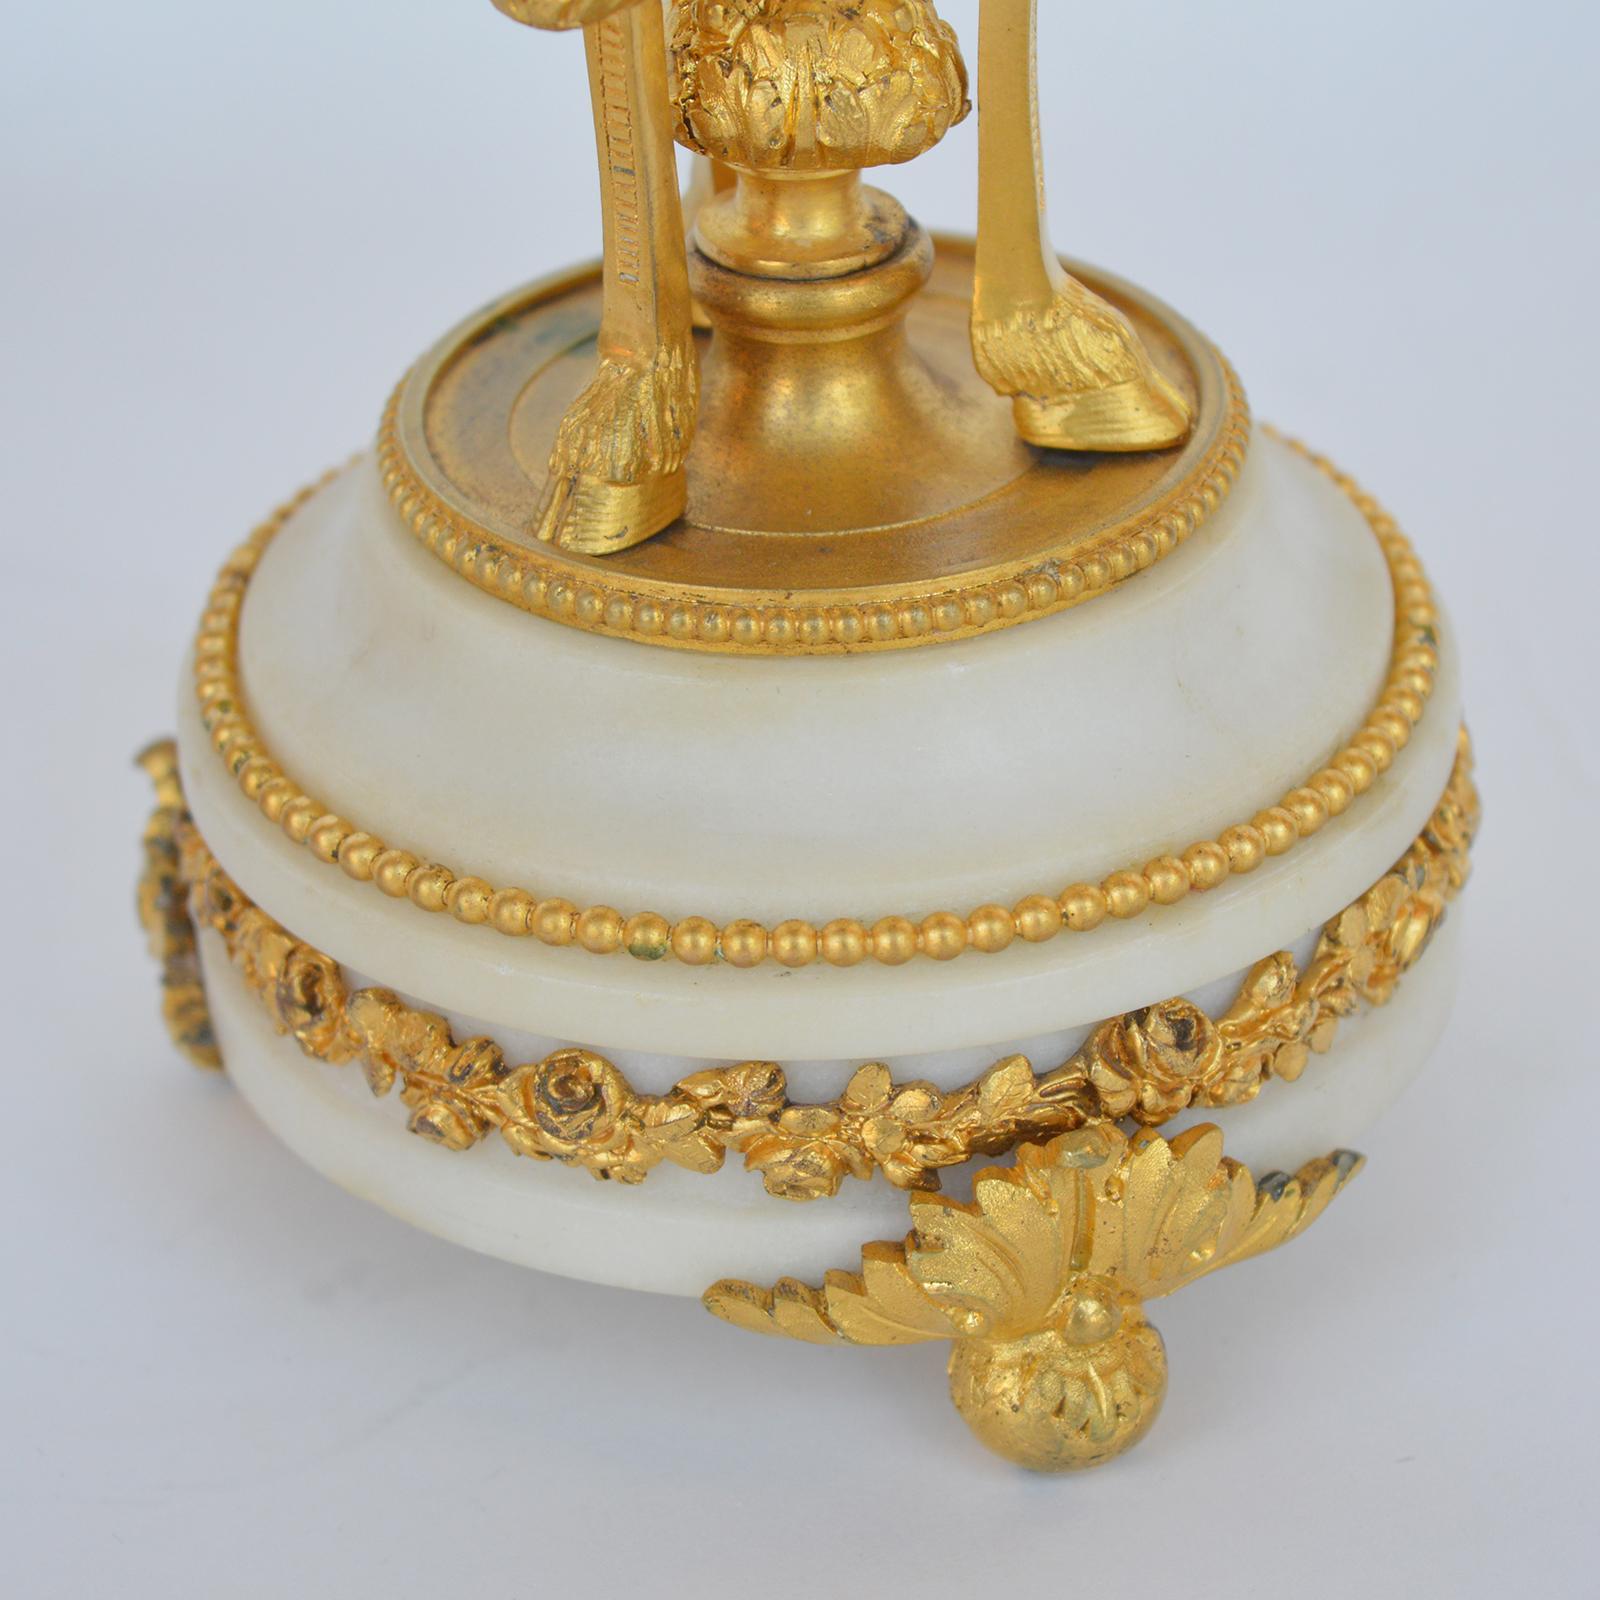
[381,236,1249,655]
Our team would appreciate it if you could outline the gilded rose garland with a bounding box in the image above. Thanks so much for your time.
[139,730,1476,1202]
[135,742,220,1070]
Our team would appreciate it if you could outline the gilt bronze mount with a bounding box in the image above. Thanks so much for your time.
[385,0,1230,650]
[136,0,1476,1477]
[387,244,1245,653]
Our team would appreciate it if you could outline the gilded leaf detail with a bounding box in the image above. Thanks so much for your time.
[703,1123,1367,1470]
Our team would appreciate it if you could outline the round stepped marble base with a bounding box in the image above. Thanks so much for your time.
[176,423,1462,1296]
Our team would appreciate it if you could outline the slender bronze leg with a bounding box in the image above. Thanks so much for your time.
[494,0,698,554]
[971,0,1190,452]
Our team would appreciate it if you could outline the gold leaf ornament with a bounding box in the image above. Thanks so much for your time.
[670,0,969,171]
[705,1124,1364,1471]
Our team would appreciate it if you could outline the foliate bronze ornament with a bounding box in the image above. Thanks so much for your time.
[704,1123,1364,1471]
[668,0,971,173]
[140,734,1476,1203]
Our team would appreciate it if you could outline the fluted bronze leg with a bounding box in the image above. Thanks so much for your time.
[971,0,1190,452]
[494,0,698,553]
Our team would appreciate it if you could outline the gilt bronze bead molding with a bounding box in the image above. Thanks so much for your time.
[140,733,1476,1204]
[192,435,1444,971]
[376,350,1250,656]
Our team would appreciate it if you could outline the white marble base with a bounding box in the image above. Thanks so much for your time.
[177,417,1465,1298]
[178,431,1461,1063]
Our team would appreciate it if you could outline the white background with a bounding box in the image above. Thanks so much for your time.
[4,1,1598,1594]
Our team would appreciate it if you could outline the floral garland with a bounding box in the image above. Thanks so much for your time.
[139,731,1476,1203]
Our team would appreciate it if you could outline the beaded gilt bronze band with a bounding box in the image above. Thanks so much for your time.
[192,434,1443,971]
[140,730,1476,1204]
[377,351,1252,655]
